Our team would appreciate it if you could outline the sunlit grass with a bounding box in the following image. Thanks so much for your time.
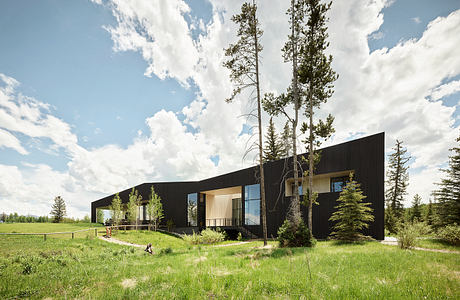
[0,224,459,299]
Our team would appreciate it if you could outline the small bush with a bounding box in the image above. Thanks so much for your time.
[437,223,460,245]
[159,247,173,255]
[277,219,315,248]
[182,229,225,245]
[237,232,243,241]
[397,223,418,249]
[411,222,432,236]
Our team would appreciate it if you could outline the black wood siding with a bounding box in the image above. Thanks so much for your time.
[91,132,384,240]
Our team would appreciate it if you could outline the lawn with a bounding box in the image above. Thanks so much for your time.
[0,223,103,239]
[416,238,460,252]
[0,224,459,299]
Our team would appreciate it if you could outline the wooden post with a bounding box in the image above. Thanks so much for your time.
[95,229,97,237]
[72,232,74,239]
[44,234,47,241]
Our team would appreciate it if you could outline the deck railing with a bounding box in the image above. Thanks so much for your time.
[205,218,242,227]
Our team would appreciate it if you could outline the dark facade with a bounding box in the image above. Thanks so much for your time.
[91,132,384,240]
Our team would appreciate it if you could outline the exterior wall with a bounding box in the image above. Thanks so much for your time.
[205,194,237,220]
[91,132,385,240]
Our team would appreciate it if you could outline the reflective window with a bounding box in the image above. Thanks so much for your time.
[330,176,348,192]
[187,193,198,226]
[290,182,303,195]
[244,184,260,225]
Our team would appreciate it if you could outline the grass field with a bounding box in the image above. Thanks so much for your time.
[0,224,459,299]
[416,238,460,252]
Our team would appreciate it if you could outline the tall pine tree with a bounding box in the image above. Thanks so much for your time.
[385,140,411,223]
[329,173,374,241]
[298,0,337,235]
[263,117,283,161]
[50,196,66,223]
[223,1,268,245]
[409,194,422,223]
[281,121,292,158]
[432,135,460,227]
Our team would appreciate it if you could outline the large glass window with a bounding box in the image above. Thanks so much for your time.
[330,176,348,192]
[187,193,198,226]
[244,184,260,225]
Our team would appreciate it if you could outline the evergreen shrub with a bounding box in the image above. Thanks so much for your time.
[277,219,316,248]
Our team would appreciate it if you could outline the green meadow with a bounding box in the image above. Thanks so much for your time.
[0,223,458,299]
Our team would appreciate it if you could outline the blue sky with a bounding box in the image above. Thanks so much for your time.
[0,0,459,217]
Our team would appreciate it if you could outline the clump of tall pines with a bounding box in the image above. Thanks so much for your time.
[329,173,374,241]
[264,0,336,245]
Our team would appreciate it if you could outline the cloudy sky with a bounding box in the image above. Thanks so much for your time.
[0,0,459,218]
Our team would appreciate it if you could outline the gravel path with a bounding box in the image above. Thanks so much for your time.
[380,240,460,254]
[98,236,144,248]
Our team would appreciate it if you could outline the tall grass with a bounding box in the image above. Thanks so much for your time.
[0,226,458,299]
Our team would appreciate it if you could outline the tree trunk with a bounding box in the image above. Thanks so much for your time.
[253,2,268,246]
[308,86,314,235]
[291,0,301,225]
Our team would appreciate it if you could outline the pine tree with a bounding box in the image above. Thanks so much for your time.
[223,1,268,246]
[410,194,422,223]
[432,135,460,227]
[110,193,123,225]
[385,140,411,223]
[146,185,164,231]
[299,0,337,235]
[425,198,433,225]
[50,196,66,223]
[280,121,292,158]
[329,173,374,241]
[263,117,283,161]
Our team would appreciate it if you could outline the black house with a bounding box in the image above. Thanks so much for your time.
[91,132,384,240]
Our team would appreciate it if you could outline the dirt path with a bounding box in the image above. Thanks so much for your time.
[213,241,250,247]
[98,236,144,248]
[380,240,460,254]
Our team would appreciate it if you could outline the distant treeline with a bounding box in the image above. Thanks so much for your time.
[0,212,90,223]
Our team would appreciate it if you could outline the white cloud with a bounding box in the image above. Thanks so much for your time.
[0,128,28,154]
[430,79,460,101]
[412,17,421,24]
[1,1,459,218]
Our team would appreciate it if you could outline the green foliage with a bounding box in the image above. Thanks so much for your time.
[397,223,418,249]
[277,219,315,247]
[424,199,434,225]
[280,121,292,158]
[159,247,173,255]
[50,196,66,223]
[385,207,399,234]
[182,229,226,245]
[436,223,460,246]
[96,209,104,224]
[329,173,374,241]
[146,186,164,230]
[263,117,283,162]
[432,135,460,228]
[0,212,50,223]
[385,140,411,221]
[237,232,243,241]
[126,188,142,225]
[109,193,123,226]
[166,219,175,232]
[408,194,422,223]
[0,226,458,299]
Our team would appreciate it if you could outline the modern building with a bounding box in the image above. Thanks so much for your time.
[91,132,384,240]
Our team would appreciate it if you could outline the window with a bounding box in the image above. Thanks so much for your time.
[290,182,303,196]
[187,193,197,226]
[330,176,348,192]
[244,184,260,225]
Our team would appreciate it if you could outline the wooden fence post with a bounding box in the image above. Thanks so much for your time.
[95,229,97,237]
[44,234,47,241]
[72,232,74,239]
